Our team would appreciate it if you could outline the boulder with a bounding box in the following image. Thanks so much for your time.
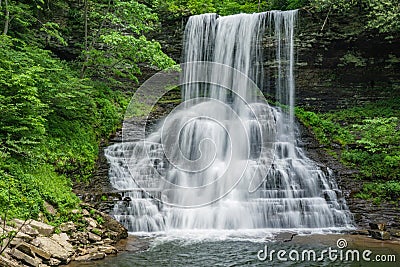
[51,233,74,255]
[88,232,102,243]
[84,217,98,228]
[275,232,297,242]
[71,209,80,215]
[98,245,117,255]
[11,248,41,267]
[75,247,87,256]
[85,247,100,254]
[32,237,72,262]
[43,202,57,216]
[70,232,89,245]
[74,252,105,261]
[102,238,114,245]
[14,219,54,236]
[104,230,120,240]
[58,222,76,233]
[82,209,90,217]
[369,222,386,231]
[2,225,34,243]
[99,214,127,240]
[0,255,21,267]
[389,229,400,238]
[14,241,51,260]
[80,204,127,240]
[20,225,39,237]
[368,230,391,240]
[46,258,61,266]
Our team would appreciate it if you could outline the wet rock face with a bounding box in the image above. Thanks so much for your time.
[280,10,400,112]
[155,10,400,113]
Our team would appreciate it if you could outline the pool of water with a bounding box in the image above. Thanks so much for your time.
[70,231,400,267]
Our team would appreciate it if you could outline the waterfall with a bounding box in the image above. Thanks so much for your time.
[105,11,353,232]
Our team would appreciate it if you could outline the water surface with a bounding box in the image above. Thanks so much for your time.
[71,232,400,267]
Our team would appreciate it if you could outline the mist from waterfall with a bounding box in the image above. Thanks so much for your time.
[105,10,353,233]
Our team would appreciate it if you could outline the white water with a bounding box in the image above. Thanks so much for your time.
[105,11,353,233]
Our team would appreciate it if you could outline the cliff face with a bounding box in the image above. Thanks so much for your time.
[293,9,400,112]
[156,10,400,112]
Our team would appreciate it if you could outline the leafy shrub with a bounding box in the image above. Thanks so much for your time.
[0,36,127,222]
[356,181,400,202]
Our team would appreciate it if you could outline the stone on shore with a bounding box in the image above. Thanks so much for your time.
[389,229,400,238]
[11,248,41,267]
[368,230,391,240]
[369,222,386,231]
[32,237,73,262]
[0,255,21,267]
[13,219,54,236]
[13,241,51,260]
[58,222,76,233]
[2,204,130,266]
[74,252,105,261]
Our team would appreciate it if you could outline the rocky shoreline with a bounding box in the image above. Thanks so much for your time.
[0,203,129,267]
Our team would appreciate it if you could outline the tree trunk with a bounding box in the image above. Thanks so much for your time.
[84,0,88,52]
[3,0,9,35]
[80,0,88,78]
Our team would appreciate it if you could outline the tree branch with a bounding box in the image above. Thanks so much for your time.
[321,6,332,32]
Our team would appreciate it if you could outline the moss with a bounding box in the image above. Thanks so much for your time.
[338,51,367,67]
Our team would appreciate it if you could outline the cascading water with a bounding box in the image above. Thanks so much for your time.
[105,10,353,233]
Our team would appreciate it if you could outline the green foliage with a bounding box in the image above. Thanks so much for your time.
[165,0,217,15]
[96,215,105,225]
[0,0,66,45]
[0,36,48,156]
[160,0,310,16]
[298,98,400,181]
[310,0,400,33]
[298,97,400,202]
[353,117,399,154]
[366,0,400,33]
[267,0,309,10]
[309,0,357,11]
[355,181,400,203]
[82,0,175,83]
[160,0,268,16]
[0,36,127,222]
[285,0,309,9]
[339,51,367,67]
[40,22,68,46]
[295,107,353,146]
[341,117,400,180]
[0,0,172,227]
